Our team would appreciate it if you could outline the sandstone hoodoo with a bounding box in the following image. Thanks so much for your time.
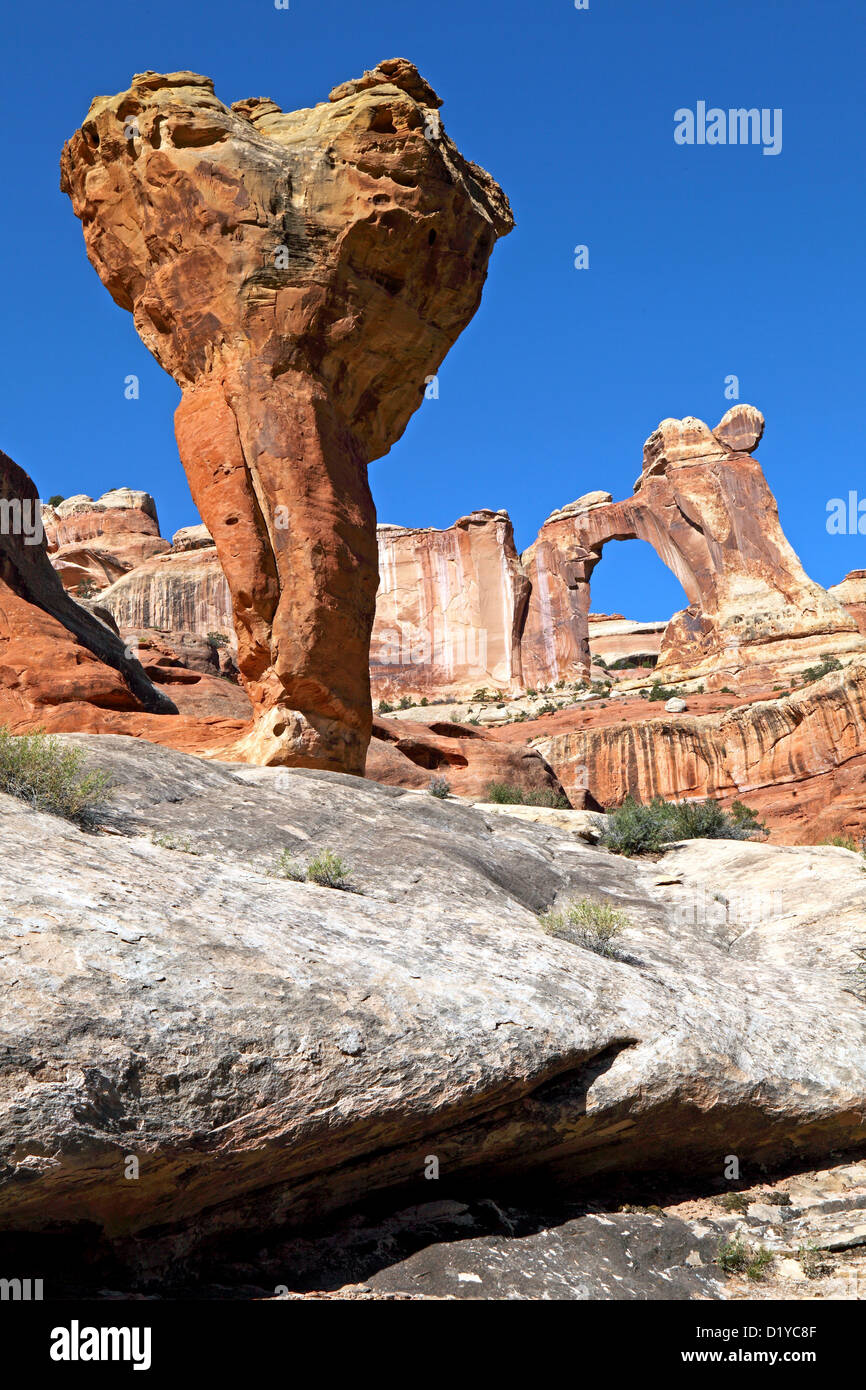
[61,61,513,773]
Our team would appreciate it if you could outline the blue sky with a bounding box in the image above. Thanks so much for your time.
[2,0,863,620]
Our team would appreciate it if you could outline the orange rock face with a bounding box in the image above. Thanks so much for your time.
[0,451,177,724]
[491,663,866,844]
[521,407,865,692]
[61,62,513,772]
[368,715,567,802]
[372,511,529,701]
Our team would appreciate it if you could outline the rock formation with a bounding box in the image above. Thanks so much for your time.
[829,570,866,635]
[2,734,865,1291]
[61,61,513,772]
[368,713,565,800]
[100,539,232,639]
[43,489,169,595]
[0,450,176,720]
[522,406,865,691]
[588,614,665,668]
[372,510,529,700]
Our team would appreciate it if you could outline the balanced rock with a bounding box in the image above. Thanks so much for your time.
[61,63,513,772]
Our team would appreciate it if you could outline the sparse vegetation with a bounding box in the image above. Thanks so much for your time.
[151,832,202,855]
[399,696,413,709]
[647,680,680,702]
[600,795,768,857]
[539,898,630,959]
[47,494,65,508]
[485,781,569,808]
[428,775,451,799]
[718,1192,750,1214]
[717,1236,774,1281]
[76,578,97,600]
[0,727,113,825]
[206,631,229,649]
[798,1243,836,1280]
[608,653,658,671]
[274,848,352,890]
[536,700,556,716]
[377,699,395,714]
[802,655,843,684]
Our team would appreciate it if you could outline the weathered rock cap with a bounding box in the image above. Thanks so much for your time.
[329,57,443,109]
[712,403,765,454]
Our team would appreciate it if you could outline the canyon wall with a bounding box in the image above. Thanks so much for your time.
[371,511,529,700]
[43,490,169,594]
[61,60,512,772]
[527,662,866,843]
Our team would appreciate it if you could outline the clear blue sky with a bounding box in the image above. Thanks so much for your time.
[3,0,863,620]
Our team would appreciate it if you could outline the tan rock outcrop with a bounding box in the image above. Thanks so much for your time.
[521,406,865,691]
[372,510,529,701]
[829,570,866,635]
[61,62,513,772]
[43,489,169,594]
[100,545,233,640]
[587,614,665,667]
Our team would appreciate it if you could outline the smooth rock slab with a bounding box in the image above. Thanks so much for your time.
[0,736,864,1268]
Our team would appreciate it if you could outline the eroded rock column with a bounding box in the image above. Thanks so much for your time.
[61,60,513,770]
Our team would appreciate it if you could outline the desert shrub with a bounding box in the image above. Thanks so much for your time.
[206,631,229,648]
[274,851,307,882]
[717,1238,773,1281]
[151,832,201,855]
[0,727,112,825]
[485,782,568,809]
[377,699,395,714]
[821,833,860,851]
[47,494,65,508]
[601,795,766,856]
[306,850,351,889]
[718,1192,750,1214]
[802,655,843,684]
[536,700,556,716]
[428,776,451,799]
[419,697,428,707]
[526,687,537,698]
[274,848,351,889]
[539,898,630,959]
[608,653,658,671]
[472,687,490,702]
[399,696,413,709]
[647,681,680,702]
[76,578,97,600]
[799,1244,835,1280]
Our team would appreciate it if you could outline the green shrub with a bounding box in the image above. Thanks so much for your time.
[428,776,451,798]
[274,851,307,882]
[47,494,65,508]
[485,781,569,809]
[539,898,630,959]
[600,794,767,857]
[274,848,352,889]
[718,1192,750,1214]
[377,699,395,714]
[717,1237,773,1281]
[206,631,229,648]
[536,700,556,715]
[306,850,351,889]
[419,697,428,707]
[802,655,843,684]
[472,687,490,702]
[76,578,97,600]
[647,681,680,702]
[151,832,201,855]
[0,727,112,825]
[399,696,413,709]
